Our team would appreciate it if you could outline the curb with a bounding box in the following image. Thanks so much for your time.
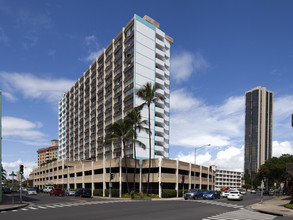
[0,202,29,212]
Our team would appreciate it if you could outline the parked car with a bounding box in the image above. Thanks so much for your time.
[49,188,65,196]
[240,189,246,195]
[26,188,37,196]
[43,186,54,193]
[10,188,18,193]
[251,189,256,194]
[65,189,76,196]
[227,191,243,201]
[2,187,11,194]
[203,190,221,200]
[75,188,91,198]
[184,188,203,200]
[21,187,27,192]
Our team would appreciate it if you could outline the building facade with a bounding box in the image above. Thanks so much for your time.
[215,169,243,190]
[30,158,215,198]
[37,140,59,166]
[58,15,172,161]
[0,91,2,202]
[244,86,273,177]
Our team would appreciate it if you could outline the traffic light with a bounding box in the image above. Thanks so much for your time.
[260,168,264,177]
[263,177,267,182]
[181,175,185,184]
[110,173,114,180]
[19,164,24,175]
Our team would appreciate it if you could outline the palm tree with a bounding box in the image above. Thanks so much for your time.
[1,164,6,180]
[126,105,149,192]
[136,82,165,194]
[104,119,133,194]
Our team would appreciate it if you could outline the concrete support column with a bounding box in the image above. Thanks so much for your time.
[139,160,142,193]
[82,163,85,188]
[119,157,122,198]
[176,159,178,197]
[189,163,191,190]
[91,161,94,197]
[103,157,105,197]
[207,167,209,190]
[74,165,77,189]
[158,158,162,198]
[199,165,202,189]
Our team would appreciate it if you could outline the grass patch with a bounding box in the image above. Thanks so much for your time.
[285,203,293,209]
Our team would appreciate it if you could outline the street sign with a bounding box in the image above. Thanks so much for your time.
[9,171,17,176]
[261,181,264,189]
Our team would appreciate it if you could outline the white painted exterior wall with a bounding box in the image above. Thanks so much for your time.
[58,94,66,160]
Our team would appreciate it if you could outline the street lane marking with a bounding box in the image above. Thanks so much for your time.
[203,209,276,220]
[189,199,244,209]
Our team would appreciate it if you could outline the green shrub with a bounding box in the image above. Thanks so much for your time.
[93,189,103,196]
[122,192,158,198]
[178,189,188,197]
[105,189,119,197]
[162,189,177,198]
[285,204,293,209]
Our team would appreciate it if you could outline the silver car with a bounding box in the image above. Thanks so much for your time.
[26,188,37,195]
[65,189,76,196]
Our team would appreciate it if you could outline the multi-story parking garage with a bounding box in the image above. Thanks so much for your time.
[30,158,215,197]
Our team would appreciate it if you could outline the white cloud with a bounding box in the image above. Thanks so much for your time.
[80,35,104,62]
[1,91,17,102]
[272,141,293,157]
[2,116,48,146]
[2,159,38,179]
[174,146,243,172]
[84,49,104,62]
[170,89,244,148]
[0,72,75,103]
[171,51,209,83]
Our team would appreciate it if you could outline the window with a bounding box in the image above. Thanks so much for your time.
[124,67,133,77]
[114,67,122,76]
[125,25,134,37]
[115,48,122,58]
[125,36,134,47]
[125,47,134,58]
[124,88,133,97]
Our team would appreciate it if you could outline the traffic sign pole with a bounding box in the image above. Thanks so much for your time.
[9,171,17,204]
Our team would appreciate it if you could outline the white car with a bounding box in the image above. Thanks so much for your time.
[227,191,243,201]
[221,189,237,198]
[26,188,37,195]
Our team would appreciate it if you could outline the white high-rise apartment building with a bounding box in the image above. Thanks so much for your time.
[58,15,172,161]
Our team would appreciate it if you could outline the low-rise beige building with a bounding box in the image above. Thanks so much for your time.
[30,158,215,198]
[37,140,58,166]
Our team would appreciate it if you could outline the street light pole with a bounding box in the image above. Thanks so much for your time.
[194,144,211,189]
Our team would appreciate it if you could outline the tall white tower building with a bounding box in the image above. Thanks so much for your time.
[58,15,172,161]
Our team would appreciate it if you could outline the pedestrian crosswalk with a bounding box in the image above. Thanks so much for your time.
[189,199,244,209]
[203,209,276,220]
[0,200,141,214]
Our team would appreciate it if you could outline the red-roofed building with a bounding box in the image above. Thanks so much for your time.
[37,140,58,166]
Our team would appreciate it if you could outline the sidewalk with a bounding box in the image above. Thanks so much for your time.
[0,195,29,212]
[249,196,293,217]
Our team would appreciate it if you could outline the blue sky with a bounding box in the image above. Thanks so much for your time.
[1,0,293,177]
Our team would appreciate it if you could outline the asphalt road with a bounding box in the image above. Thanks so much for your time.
[1,193,291,220]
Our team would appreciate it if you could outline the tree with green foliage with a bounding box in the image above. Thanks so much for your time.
[136,82,165,194]
[126,105,148,192]
[258,154,293,188]
[1,164,6,180]
[104,119,133,194]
